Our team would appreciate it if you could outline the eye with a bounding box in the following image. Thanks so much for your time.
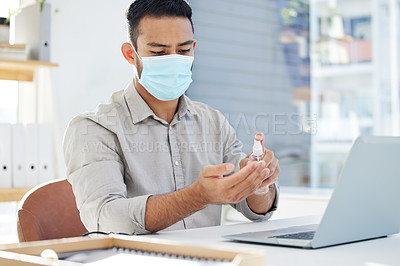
[179,49,191,53]
[151,51,165,55]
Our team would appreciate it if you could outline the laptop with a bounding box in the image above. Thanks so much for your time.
[224,136,400,248]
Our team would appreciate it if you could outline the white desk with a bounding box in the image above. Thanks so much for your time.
[143,216,399,266]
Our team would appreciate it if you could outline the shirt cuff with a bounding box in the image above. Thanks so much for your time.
[235,183,280,221]
[128,194,152,235]
[96,193,152,235]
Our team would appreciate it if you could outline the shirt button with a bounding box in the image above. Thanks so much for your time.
[174,160,180,166]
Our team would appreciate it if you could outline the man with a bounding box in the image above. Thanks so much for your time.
[63,0,280,234]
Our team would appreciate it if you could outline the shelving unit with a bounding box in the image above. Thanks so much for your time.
[310,0,400,187]
[0,187,31,202]
[0,59,58,82]
[0,58,58,196]
[313,62,373,77]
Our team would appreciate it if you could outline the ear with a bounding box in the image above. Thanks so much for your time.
[121,42,135,65]
[193,39,197,50]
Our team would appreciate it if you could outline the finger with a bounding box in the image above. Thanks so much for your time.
[240,158,251,168]
[231,161,267,194]
[235,167,270,201]
[202,163,234,178]
[262,149,275,167]
[222,160,262,188]
[241,162,278,198]
[248,166,279,197]
[266,157,279,177]
[268,158,279,171]
[260,164,280,187]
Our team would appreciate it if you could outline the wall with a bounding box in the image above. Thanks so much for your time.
[47,0,134,177]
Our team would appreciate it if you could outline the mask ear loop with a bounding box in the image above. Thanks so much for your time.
[129,43,143,80]
[130,43,143,62]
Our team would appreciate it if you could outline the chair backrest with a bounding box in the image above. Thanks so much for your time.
[17,179,88,242]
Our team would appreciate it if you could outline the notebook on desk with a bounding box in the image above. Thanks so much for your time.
[0,235,265,265]
[224,136,400,249]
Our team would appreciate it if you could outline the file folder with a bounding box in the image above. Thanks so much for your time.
[11,124,26,188]
[0,124,12,188]
[25,124,39,187]
[38,124,53,183]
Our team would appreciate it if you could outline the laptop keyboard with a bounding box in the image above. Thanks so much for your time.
[274,230,316,240]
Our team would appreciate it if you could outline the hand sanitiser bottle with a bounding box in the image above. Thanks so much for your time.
[250,134,269,195]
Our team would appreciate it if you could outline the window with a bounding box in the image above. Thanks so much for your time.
[189,0,311,187]
[310,0,400,187]
[189,0,399,188]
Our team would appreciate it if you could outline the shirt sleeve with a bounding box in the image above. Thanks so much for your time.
[232,183,280,221]
[220,112,280,221]
[63,116,150,235]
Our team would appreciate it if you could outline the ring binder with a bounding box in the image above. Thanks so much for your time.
[59,246,233,265]
[0,124,12,188]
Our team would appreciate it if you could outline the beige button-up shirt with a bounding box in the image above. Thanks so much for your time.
[63,82,279,234]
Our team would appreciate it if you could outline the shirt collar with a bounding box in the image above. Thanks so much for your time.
[177,94,198,119]
[124,82,197,125]
[124,82,154,124]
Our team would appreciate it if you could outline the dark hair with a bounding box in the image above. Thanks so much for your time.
[126,0,194,48]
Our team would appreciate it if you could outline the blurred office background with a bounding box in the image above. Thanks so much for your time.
[0,0,399,190]
[1,0,399,244]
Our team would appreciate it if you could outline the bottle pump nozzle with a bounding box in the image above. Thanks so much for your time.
[252,137,263,157]
[251,134,269,195]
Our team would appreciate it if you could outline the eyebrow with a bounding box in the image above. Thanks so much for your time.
[146,40,194,48]
[178,40,194,46]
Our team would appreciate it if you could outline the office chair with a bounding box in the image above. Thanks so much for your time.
[17,179,88,242]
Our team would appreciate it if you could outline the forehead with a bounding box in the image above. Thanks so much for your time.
[137,16,193,44]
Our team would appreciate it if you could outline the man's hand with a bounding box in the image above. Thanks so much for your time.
[239,133,280,193]
[238,133,279,214]
[145,133,279,232]
[192,161,269,205]
[145,161,268,232]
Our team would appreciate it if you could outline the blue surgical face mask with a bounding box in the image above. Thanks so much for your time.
[136,53,194,101]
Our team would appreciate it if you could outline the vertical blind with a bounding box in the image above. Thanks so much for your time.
[188,0,311,185]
